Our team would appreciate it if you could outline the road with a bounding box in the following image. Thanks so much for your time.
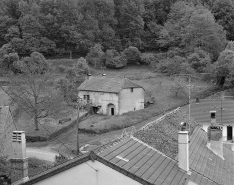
[26,148,58,162]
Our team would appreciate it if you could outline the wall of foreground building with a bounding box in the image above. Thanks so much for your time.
[33,160,142,185]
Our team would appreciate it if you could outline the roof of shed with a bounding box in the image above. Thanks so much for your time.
[78,77,143,93]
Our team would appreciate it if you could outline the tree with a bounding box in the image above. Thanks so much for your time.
[105,49,127,68]
[170,77,187,97]
[86,44,105,68]
[183,6,226,60]
[123,46,141,64]
[57,57,89,102]
[187,48,212,72]
[212,0,234,41]
[213,49,234,87]
[8,53,64,130]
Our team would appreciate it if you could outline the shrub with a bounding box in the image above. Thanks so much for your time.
[57,65,67,73]
[187,49,211,73]
[140,53,155,65]
[105,49,127,68]
[156,56,188,75]
[123,46,141,64]
[150,53,166,68]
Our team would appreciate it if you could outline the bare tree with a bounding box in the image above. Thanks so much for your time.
[8,57,65,130]
[170,77,187,97]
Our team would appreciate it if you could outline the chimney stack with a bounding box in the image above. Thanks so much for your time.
[178,122,189,172]
[87,73,91,80]
[210,111,216,125]
[207,126,224,159]
[10,131,29,185]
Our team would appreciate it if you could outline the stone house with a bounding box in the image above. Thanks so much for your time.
[77,75,144,115]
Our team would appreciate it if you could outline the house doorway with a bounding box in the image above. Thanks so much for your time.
[107,104,115,116]
[227,126,232,140]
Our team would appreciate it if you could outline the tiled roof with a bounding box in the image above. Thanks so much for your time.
[78,77,143,93]
[188,127,234,185]
[97,136,190,185]
[134,110,199,159]
[190,99,234,124]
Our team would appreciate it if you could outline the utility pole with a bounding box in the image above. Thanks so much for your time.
[174,74,192,132]
[77,96,80,155]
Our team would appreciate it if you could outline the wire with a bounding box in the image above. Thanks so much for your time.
[0,86,73,154]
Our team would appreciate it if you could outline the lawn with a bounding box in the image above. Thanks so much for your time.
[78,65,213,133]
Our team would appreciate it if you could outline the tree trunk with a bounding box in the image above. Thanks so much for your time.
[34,116,39,130]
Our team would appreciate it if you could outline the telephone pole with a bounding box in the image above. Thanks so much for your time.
[77,96,80,155]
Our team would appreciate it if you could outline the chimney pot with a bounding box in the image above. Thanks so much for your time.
[210,111,216,125]
[87,73,91,80]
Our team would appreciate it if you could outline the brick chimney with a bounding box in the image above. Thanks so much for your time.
[10,131,29,185]
[178,122,189,172]
[207,126,224,159]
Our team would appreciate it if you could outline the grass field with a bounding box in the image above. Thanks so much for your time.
[0,59,215,152]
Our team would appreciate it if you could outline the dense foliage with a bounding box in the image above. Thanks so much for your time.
[0,0,233,86]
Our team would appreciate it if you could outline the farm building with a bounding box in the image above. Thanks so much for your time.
[78,75,144,115]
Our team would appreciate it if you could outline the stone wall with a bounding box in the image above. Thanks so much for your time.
[0,106,15,159]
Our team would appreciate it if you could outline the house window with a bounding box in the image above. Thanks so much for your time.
[131,88,134,92]
[84,95,90,101]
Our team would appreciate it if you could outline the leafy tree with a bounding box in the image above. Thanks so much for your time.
[183,6,226,60]
[113,0,145,48]
[123,46,141,64]
[187,48,212,72]
[57,57,89,102]
[105,49,127,68]
[212,0,234,41]
[213,49,234,87]
[86,44,105,68]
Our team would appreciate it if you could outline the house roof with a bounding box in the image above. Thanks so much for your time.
[78,77,143,93]
[188,127,234,185]
[134,109,199,159]
[18,107,233,185]
[190,99,234,125]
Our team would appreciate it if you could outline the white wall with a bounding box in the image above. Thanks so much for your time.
[119,88,144,114]
[79,91,119,115]
[223,126,227,141]
[33,160,142,185]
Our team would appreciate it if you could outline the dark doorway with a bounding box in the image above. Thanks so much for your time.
[227,126,232,140]
[111,108,114,115]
